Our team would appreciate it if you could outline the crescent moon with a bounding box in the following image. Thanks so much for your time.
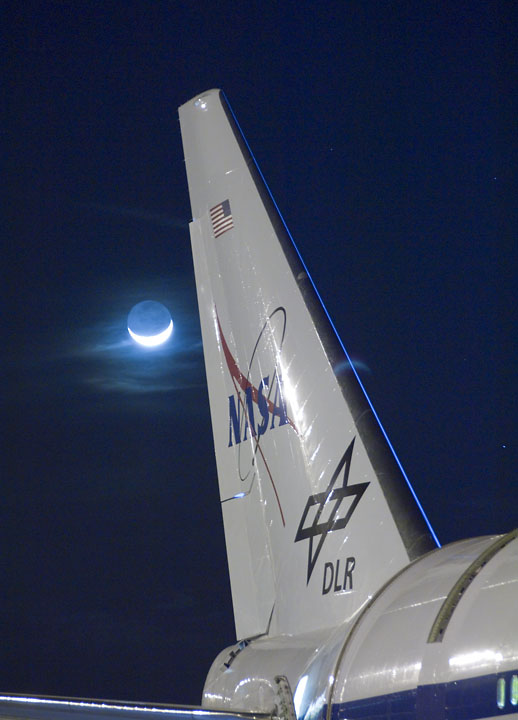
[128,318,173,347]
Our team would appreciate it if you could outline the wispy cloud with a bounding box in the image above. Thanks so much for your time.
[74,200,187,229]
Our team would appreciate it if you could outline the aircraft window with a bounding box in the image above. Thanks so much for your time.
[511,674,518,706]
[496,677,506,710]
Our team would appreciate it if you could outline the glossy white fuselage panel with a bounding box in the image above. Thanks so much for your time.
[203,536,518,719]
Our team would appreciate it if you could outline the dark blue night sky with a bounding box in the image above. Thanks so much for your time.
[4,0,513,706]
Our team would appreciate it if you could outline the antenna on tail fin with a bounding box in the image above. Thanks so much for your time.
[179,89,438,641]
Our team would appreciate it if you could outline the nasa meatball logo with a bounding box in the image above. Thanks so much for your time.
[217,306,296,526]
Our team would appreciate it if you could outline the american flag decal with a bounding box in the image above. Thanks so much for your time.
[210,199,234,238]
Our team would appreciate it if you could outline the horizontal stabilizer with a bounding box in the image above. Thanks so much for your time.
[0,694,273,720]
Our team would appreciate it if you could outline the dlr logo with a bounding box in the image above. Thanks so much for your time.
[322,557,356,595]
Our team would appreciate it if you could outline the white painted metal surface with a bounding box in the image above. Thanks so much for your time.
[179,89,436,642]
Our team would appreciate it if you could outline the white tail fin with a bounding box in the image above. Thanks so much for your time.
[179,89,438,641]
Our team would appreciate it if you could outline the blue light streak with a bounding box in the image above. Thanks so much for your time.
[223,91,440,549]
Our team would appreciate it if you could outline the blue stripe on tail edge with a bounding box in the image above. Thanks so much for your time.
[327,669,518,719]
[218,90,440,558]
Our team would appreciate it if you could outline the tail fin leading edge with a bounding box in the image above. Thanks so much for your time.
[179,89,438,641]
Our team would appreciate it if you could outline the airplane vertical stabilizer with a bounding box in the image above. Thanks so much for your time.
[179,89,438,641]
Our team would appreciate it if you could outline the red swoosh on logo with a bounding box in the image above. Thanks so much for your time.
[215,308,298,527]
